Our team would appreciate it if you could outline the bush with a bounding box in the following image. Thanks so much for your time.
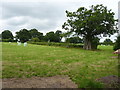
[66,37,83,43]
[28,41,83,48]
[2,39,14,42]
[31,37,40,42]
[113,35,120,51]
[79,79,104,88]
[91,37,100,50]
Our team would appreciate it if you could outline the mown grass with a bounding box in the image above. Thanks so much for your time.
[2,42,118,88]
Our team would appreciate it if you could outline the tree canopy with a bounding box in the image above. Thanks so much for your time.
[29,29,43,41]
[1,29,63,43]
[16,29,31,42]
[2,30,13,40]
[44,30,62,42]
[62,4,118,50]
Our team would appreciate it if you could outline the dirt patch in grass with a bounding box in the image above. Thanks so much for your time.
[2,75,77,88]
[96,75,120,88]
[111,56,118,59]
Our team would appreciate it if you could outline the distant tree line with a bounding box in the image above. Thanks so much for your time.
[100,39,114,45]
[1,29,119,51]
[0,29,83,43]
[0,29,116,45]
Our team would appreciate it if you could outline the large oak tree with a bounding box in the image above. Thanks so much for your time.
[62,4,118,50]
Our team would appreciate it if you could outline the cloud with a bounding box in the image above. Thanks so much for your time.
[0,0,119,41]
[1,2,80,33]
[5,16,28,26]
[2,2,61,19]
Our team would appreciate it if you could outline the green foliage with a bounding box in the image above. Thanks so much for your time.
[113,35,120,51]
[31,37,40,42]
[62,4,118,50]
[29,41,83,48]
[91,37,100,49]
[66,37,83,43]
[1,30,13,40]
[78,79,104,88]
[55,30,63,42]
[44,30,62,42]
[29,29,43,40]
[16,29,31,42]
[55,30,62,35]
[103,39,113,45]
[44,31,55,42]
[2,39,14,42]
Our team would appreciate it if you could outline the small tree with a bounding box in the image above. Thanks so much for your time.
[16,29,31,42]
[62,4,118,50]
[55,30,62,42]
[44,32,55,42]
[29,29,43,41]
[2,30,13,40]
[44,31,62,42]
[113,35,120,51]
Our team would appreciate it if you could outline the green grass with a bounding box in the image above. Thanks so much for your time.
[2,42,118,88]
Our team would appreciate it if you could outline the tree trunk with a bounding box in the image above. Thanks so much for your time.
[83,37,92,50]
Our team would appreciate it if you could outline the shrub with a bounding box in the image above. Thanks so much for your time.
[91,37,100,50]
[31,37,40,42]
[66,37,83,43]
[113,35,120,51]
[2,39,14,42]
[28,41,83,48]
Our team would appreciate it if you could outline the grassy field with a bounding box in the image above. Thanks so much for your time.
[2,42,118,88]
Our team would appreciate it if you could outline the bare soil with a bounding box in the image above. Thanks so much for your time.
[2,75,77,88]
[111,56,118,59]
[2,75,120,88]
[96,75,120,88]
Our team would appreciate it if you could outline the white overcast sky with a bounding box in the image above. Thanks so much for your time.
[0,0,120,42]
